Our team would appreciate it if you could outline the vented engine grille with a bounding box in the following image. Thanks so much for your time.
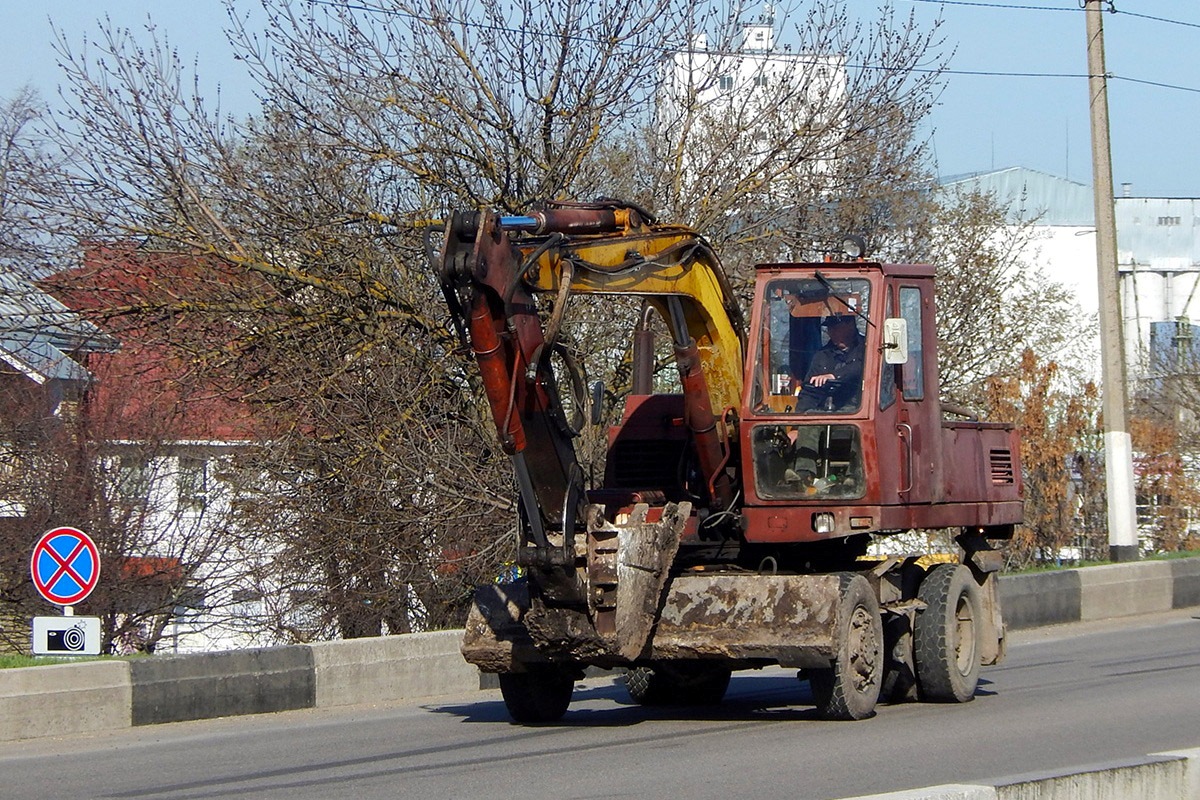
[989,449,1015,485]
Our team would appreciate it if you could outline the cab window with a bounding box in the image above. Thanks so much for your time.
[752,277,870,415]
[752,423,866,500]
[899,286,924,401]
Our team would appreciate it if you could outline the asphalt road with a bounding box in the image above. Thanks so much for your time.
[2,609,1198,800]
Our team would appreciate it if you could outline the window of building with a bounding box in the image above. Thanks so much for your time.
[718,75,734,91]
[117,454,152,501]
[1157,216,1181,227]
[753,73,768,87]
[231,588,264,604]
[178,455,209,512]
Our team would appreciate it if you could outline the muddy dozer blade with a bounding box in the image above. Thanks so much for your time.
[462,572,841,671]
[650,573,840,667]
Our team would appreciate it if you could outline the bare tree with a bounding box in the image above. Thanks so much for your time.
[0,88,57,272]
[588,3,948,279]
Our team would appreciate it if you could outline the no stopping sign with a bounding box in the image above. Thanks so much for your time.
[30,527,101,606]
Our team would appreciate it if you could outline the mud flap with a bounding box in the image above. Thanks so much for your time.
[961,532,1007,666]
[977,572,1006,666]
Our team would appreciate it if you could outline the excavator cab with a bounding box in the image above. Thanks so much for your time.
[745,271,874,510]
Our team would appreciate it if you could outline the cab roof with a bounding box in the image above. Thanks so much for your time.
[754,261,937,279]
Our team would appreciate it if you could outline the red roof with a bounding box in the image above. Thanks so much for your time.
[45,243,268,443]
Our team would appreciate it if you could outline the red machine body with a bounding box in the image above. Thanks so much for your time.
[438,202,1023,723]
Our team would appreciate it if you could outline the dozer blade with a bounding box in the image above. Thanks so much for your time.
[463,571,843,671]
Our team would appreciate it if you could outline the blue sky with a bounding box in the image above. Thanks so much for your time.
[1,1,1197,197]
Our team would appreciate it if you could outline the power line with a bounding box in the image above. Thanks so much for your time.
[908,65,1200,94]
[907,0,1076,12]
[1111,74,1200,95]
[1112,9,1200,31]
[905,0,1200,32]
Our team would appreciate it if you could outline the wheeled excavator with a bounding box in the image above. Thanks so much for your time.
[434,200,1022,722]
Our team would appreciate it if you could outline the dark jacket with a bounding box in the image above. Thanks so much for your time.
[799,335,865,411]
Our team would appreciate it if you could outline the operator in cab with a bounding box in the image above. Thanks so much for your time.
[797,313,865,413]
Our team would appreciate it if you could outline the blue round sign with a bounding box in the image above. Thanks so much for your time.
[30,527,101,606]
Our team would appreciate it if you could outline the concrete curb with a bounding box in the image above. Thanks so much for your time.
[1,556,1198,748]
[843,748,1200,800]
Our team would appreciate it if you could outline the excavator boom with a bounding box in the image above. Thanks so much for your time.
[437,202,745,576]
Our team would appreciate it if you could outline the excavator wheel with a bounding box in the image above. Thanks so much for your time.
[914,563,983,703]
[624,662,732,706]
[809,573,883,720]
[497,665,576,723]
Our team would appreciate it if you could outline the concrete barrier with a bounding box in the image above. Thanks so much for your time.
[310,629,480,708]
[1077,561,1175,622]
[843,786,997,799]
[0,660,130,741]
[1171,559,1200,609]
[1158,747,1200,800]
[129,645,315,726]
[997,570,1081,629]
[994,753,1190,799]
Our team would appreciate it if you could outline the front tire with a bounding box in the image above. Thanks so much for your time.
[810,574,883,720]
[498,665,575,723]
[914,563,983,703]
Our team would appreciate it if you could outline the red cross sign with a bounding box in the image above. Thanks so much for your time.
[30,527,101,606]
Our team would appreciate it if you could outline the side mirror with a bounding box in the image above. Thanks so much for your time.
[589,380,605,425]
[883,318,908,365]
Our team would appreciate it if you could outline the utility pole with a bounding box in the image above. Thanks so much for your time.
[1085,0,1139,561]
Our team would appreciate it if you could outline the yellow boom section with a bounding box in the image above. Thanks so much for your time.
[521,225,746,417]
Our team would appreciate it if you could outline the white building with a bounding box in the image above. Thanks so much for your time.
[941,167,1200,390]
[658,12,848,184]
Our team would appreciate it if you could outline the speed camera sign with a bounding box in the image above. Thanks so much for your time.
[31,616,101,656]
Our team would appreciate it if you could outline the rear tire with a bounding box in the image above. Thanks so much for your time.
[810,574,883,720]
[914,563,983,703]
[624,662,732,706]
[498,665,575,723]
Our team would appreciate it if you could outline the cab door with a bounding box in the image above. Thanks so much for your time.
[875,279,939,508]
